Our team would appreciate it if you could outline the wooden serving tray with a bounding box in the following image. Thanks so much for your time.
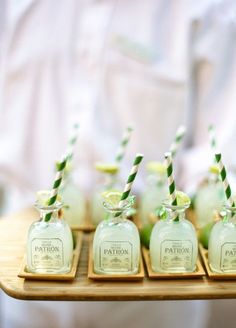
[18,231,83,281]
[199,244,236,280]
[142,247,205,279]
[88,243,144,281]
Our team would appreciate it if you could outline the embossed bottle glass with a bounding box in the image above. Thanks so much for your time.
[27,201,73,274]
[93,198,140,274]
[209,205,236,273]
[150,202,198,273]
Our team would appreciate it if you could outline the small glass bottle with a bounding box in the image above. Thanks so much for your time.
[150,201,198,273]
[140,162,168,226]
[91,172,121,226]
[208,205,236,273]
[195,167,225,228]
[93,198,140,274]
[27,201,73,274]
[60,173,86,227]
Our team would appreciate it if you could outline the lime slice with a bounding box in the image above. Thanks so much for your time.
[95,162,119,175]
[209,164,220,175]
[146,161,166,175]
[101,191,122,207]
[36,190,61,206]
[168,191,191,206]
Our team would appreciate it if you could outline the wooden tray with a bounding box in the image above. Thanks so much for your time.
[18,231,83,281]
[142,247,205,279]
[199,244,236,280]
[88,243,145,281]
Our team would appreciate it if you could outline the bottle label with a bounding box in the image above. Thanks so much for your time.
[31,238,64,269]
[160,239,193,270]
[220,242,236,271]
[99,241,132,272]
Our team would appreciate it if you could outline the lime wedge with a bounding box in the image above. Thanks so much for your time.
[101,191,122,207]
[146,161,166,175]
[168,190,191,206]
[209,164,220,175]
[95,162,119,175]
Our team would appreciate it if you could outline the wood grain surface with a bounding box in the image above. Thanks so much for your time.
[1,209,236,301]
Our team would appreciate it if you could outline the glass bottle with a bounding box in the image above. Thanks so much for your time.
[140,162,168,226]
[91,173,121,226]
[195,168,225,228]
[93,198,140,274]
[150,201,198,273]
[27,201,73,274]
[209,205,236,273]
[60,173,86,227]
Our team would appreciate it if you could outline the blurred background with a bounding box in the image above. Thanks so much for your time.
[0,0,236,327]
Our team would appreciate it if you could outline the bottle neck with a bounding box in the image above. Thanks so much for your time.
[163,203,189,222]
[105,208,127,221]
[40,209,60,222]
[167,209,186,221]
[224,207,236,223]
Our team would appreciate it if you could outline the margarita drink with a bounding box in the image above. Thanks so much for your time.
[150,201,198,273]
[93,198,140,274]
[27,201,73,274]
[208,206,236,273]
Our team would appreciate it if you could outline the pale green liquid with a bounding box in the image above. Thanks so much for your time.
[209,220,236,273]
[150,218,198,273]
[27,219,73,274]
[93,218,140,275]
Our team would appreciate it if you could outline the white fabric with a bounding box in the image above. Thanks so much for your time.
[1,0,236,327]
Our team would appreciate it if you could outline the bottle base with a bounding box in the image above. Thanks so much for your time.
[151,266,196,274]
[209,264,236,274]
[94,267,139,275]
[26,266,72,274]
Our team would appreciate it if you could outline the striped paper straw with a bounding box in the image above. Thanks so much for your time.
[44,157,68,222]
[165,152,177,206]
[67,123,79,162]
[115,126,133,163]
[208,125,217,152]
[215,153,235,207]
[118,153,143,208]
[169,125,186,158]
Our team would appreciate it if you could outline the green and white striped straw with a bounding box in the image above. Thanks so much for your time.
[44,157,68,222]
[169,125,186,158]
[165,152,177,206]
[208,125,217,153]
[115,126,133,163]
[118,153,143,208]
[67,123,79,162]
[215,153,235,208]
